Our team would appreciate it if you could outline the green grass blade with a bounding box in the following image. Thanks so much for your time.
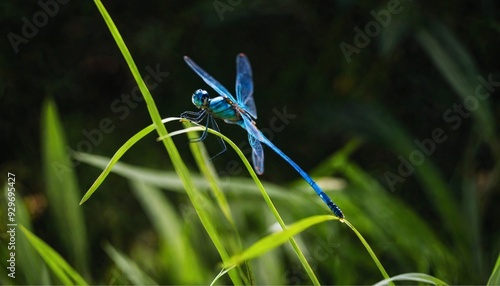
[2,184,50,284]
[183,121,234,225]
[162,125,326,285]
[487,253,500,285]
[417,23,496,279]
[343,219,390,283]
[182,121,254,284]
[223,215,337,268]
[210,267,235,286]
[157,126,244,284]
[93,0,178,168]
[321,144,457,277]
[417,23,494,141]
[41,98,89,277]
[19,225,88,285]
[85,5,245,280]
[325,107,463,242]
[79,117,181,204]
[103,243,158,285]
[374,272,449,286]
[76,151,303,203]
[129,179,208,284]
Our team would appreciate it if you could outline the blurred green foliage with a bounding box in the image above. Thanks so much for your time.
[1,0,500,284]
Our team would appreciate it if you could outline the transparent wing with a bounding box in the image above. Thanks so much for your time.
[184,56,238,103]
[249,133,264,175]
[242,116,265,175]
[235,53,257,119]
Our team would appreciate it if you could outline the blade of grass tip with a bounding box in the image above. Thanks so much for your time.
[19,225,88,285]
[3,184,50,284]
[223,215,336,268]
[343,219,391,284]
[92,2,242,282]
[78,150,297,203]
[79,117,181,204]
[76,153,193,192]
[174,126,330,285]
[78,124,152,204]
[487,252,500,285]
[41,98,89,277]
[373,272,449,286]
[93,0,170,148]
[103,243,158,285]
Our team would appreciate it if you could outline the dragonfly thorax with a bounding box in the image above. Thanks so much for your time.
[192,89,210,109]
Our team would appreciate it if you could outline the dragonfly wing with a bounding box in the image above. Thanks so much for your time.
[235,53,257,119]
[184,56,238,103]
[241,116,265,175]
[248,133,264,175]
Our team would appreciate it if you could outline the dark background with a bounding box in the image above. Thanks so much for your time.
[1,0,499,284]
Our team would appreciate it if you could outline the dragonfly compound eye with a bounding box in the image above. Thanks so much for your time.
[192,89,210,108]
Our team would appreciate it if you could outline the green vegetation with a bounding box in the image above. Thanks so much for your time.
[2,0,499,285]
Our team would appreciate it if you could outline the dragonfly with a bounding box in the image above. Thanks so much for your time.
[180,53,344,218]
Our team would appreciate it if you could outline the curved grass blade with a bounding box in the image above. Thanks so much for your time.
[79,117,180,204]
[181,121,252,283]
[373,272,448,286]
[160,124,328,285]
[314,139,458,269]
[19,225,88,285]
[343,219,391,283]
[92,2,243,283]
[182,121,234,225]
[222,215,337,268]
[76,151,303,202]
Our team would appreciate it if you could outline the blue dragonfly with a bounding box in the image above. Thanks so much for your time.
[180,53,344,218]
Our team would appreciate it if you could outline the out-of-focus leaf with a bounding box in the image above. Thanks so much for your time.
[19,225,88,285]
[41,98,89,277]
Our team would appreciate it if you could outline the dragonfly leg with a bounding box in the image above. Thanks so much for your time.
[180,109,207,123]
[181,110,226,159]
[180,109,210,142]
[208,116,227,160]
[195,114,211,142]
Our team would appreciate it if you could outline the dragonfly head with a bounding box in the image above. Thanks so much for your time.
[192,89,210,109]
